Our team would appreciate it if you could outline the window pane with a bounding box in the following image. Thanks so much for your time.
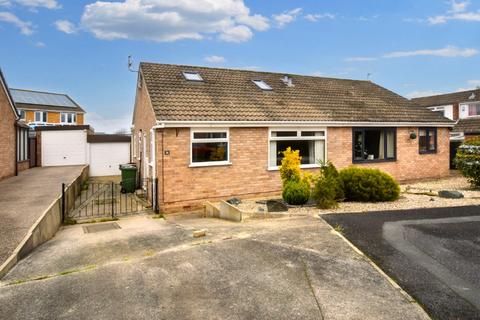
[386,130,395,158]
[428,130,436,151]
[419,129,427,152]
[364,129,383,160]
[271,131,297,137]
[275,140,317,165]
[193,132,226,139]
[468,104,480,116]
[353,130,364,160]
[61,113,65,122]
[301,131,324,137]
[192,142,228,162]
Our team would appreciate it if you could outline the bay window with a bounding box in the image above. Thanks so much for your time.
[269,129,326,168]
[419,128,437,154]
[191,129,229,166]
[353,128,396,162]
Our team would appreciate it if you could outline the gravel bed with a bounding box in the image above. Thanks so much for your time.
[235,176,480,215]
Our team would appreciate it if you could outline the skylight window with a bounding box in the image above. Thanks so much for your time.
[252,80,272,91]
[183,71,203,81]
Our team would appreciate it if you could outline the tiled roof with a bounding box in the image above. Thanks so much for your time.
[411,89,480,108]
[453,117,480,133]
[140,62,453,124]
[10,89,85,113]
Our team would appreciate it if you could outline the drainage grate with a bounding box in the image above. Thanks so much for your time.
[83,222,121,234]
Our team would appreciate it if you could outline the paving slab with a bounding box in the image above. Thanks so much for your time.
[0,166,85,265]
[323,206,480,320]
[0,215,429,320]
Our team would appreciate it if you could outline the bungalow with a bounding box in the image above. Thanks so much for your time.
[0,69,30,181]
[131,62,454,213]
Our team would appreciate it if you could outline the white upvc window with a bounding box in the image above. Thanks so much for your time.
[34,111,47,123]
[190,128,230,167]
[19,110,26,120]
[61,112,76,124]
[268,128,327,170]
[465,102,480,117]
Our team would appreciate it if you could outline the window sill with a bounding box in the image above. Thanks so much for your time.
[352,159,396,164]
[268,164,320,171]
[189,161,232,168]
[419,151,437,155]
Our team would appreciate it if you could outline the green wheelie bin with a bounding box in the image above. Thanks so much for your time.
[119,164,137,193]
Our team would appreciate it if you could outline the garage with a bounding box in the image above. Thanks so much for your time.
[39,126,89,167]
[87,135,131,176]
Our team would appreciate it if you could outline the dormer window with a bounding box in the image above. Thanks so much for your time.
[183,71,203,82]
[252,80,272,91]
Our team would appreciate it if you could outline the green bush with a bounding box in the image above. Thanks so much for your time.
[455,138,480,187]
[339,167,400,202]
[282,179,311,205]
[312,162,344,209]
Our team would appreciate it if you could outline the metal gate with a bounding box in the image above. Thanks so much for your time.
[62,181,154,222]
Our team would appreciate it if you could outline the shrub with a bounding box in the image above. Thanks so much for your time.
[455,138,480,187]
[279,147,302,183]
[282,179,311,205]
[339,167,400,202]
[311,162,344,209]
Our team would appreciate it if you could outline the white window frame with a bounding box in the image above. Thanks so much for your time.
[268,128,327,170]
[190,128,231,167]
[19,109,26,120]
[34,111,47,123]
[462,101,480,118]
[60,112,77,124]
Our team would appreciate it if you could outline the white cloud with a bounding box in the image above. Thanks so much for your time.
[273,7,302,27]
[304,13,335,22]
[345,56,377,62]
[383,46,478,58]
[35,41,45,47]
[406,90,443,99]
[80,0,269,43]
[204,55,226,63]
[458,79,480,91]
[86,112,132,134]
[0,0,11,6]
[428,0,480,24]
[15,0,59,9]
[0,11,33,35]
[54,19,76,34]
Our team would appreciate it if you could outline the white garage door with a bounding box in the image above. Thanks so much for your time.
[42,130,88,166]
[89,142,130,176]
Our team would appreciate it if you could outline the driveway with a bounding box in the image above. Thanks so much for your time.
[323,206,480,320]
[0,215,428,320]
[0,166,86,265]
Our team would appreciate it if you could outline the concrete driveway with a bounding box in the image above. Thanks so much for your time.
[0,166,86,265]
[0,215,428,320]
[323,206,480,320]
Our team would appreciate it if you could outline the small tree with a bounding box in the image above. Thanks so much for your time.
[312,161,344,209]
[455,138,480,188]
[279,147,302,184]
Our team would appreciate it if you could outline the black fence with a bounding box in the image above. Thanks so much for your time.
[62,179,157,222]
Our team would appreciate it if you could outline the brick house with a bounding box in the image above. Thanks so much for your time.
[0,69,30,181]
[131,62,454,213]
[411,88,480,140]
[10,89,86,129]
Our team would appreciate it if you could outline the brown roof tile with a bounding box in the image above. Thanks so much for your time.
[453,117,480,133]
[411,89,480,108]
[140,62,453,124]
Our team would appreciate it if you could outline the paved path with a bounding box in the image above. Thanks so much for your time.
[0,166,85,265]
[0,215,428,320]
[323,206,480,320]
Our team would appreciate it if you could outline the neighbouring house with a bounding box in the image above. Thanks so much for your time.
[10,88,86,129]
[411,88,480,141]
[131,62,454,213]
[0,68,30,181]
[411,88,480,167]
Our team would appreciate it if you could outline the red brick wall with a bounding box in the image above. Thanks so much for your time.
[17,160,29,172]
[453,103,459,120]
[0,85,16,181]
[327,127,450,181]
[156,126,451,213]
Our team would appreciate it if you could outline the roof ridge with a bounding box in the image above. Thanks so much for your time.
[10,88,71,97]
[139,61,370,83]
[411,88,480,101]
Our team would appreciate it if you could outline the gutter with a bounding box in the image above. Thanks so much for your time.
[154,120,455,128]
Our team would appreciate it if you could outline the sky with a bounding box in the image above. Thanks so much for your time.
[0,0,479,133]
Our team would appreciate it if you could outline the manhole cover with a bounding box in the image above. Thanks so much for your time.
[83,222,121,234]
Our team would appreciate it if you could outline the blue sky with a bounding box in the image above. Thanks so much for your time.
[0,0,479,132]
